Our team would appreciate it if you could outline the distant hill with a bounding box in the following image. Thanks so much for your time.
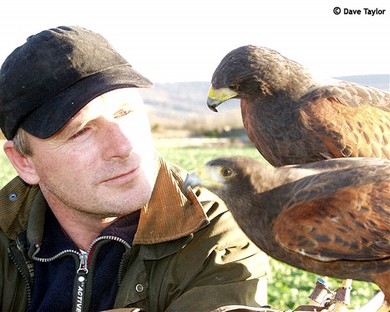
[337,74,389,91]
[140,74,389,131]
[140,81,223,118]
[140,81,242,132]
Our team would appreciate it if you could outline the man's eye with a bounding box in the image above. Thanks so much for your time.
[114,108,133,119]
[69,127,90,140]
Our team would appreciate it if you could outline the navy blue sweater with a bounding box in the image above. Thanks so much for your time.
[28,208,140,312]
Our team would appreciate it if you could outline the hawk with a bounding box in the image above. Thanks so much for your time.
[207,45,390,166]
[184,156,390,310]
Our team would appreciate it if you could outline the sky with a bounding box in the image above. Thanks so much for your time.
[0,0,389,83]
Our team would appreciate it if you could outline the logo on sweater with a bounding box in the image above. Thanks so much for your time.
[76,276,86,312]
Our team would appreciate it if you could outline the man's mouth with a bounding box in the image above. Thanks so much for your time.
[101,166,141,185]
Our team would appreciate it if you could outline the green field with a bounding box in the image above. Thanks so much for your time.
[0,144,378,310]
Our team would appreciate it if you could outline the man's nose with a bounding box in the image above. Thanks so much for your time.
[101,121,132,160]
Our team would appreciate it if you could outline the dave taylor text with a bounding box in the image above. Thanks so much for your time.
[344,8,386,16]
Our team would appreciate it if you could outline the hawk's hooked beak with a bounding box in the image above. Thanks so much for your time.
[207,86,238,112]
[183,171,202,194]
[183,166,224,195]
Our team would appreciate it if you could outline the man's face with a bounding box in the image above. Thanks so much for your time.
[25,88,158,218]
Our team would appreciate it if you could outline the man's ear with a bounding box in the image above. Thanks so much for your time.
[3,141,40,185]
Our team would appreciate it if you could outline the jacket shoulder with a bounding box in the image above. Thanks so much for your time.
[0,176,39,239]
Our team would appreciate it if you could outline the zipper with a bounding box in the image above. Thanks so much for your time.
[8,239,33,306]
[88,235,131,251]
[31,247,80,262]
[31,236,131,263]
[31,235,131,312]
[74,251,88,312]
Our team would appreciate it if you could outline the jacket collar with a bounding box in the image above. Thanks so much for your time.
[133,157,209,244]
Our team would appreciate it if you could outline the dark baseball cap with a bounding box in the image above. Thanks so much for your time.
[0,25,153,140]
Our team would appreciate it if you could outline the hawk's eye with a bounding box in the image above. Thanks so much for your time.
[230,85,239,92]
[220,167,234,178]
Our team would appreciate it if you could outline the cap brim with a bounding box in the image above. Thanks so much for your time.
[21,64,153,139]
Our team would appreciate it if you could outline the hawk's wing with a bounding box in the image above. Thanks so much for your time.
[299,82,390,159]
[273,166,390,261]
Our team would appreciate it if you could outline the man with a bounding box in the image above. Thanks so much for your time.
[0,26,268,311]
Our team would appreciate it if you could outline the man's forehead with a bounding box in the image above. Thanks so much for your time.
[90,88,143,109]
[75,88,143,116]
[98,88,144,104]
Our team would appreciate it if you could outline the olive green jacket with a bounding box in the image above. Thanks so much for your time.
[0,159,268,312]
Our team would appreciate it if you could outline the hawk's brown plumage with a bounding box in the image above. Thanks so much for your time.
[207,45,390,166]
[184,156,390,307]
